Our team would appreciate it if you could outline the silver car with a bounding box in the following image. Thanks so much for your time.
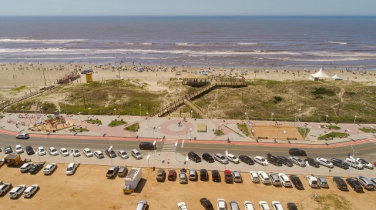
[316,176,329,188]
[117,150,129,159]
[136,200,148,210]
[9,185,26,199]
[290,156,306,167]
[179,172,187,184]
[214,153,229,164]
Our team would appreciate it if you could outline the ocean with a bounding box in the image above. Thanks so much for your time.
[0,16,376,69]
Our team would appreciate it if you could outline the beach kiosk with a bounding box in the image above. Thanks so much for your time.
[309,68,330,81]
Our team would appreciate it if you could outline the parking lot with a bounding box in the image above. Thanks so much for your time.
[1,163,375,210]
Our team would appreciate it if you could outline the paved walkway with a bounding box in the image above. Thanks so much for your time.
[1,112,375,148]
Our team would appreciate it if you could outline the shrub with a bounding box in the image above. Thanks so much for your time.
[311,87,335,96]
[273,96,282,103]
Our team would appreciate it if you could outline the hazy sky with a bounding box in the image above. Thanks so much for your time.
[0,0,375,16]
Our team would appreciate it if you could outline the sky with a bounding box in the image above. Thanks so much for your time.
[0,0,375,16]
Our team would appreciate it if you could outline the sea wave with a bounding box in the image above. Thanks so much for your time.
[0,38,88,44]
[237,43,258,45]
[329,41,347,45]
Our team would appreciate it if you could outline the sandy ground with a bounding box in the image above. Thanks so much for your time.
[0,163,374,210]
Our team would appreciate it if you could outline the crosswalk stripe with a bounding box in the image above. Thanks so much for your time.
[161,141,177,153]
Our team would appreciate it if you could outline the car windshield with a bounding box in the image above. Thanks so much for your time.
[52,149,56,152]
[220,156,225,160]
[360,159,369,164]
[67,167,72,171]
[260,158,265,162]
[62,149,67,153]
[355,161,360,165]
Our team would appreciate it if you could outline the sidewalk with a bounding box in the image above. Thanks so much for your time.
[1,112,375,147]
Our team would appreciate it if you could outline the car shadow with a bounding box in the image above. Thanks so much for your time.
[134,178,147,194]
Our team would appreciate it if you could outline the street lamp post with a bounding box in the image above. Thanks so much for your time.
[325,115,328,123]
[271,112,274,121]
[190,128,192,139]
[354,115,357,123]
[99,124,102,135]
[318,126,321,138]
[146,112,149,127]
[158,127,161,138]
[191,110,193,118]
[64,101,67,116]
[139,103,141,116]
[283,131,286,140]
[88,107,91,116]
[114,108,116,116]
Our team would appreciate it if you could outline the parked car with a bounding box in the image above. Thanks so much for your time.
[290,175,303,189]
[117,150,129,159]
[202,153,214,163]
[23,184,39,198]
[37,146,46,156]
[94,150,104,159]
[290,156,306,167]
[356,176,374,190]
[0,183,12,195]
[227,154,240,164]
[306,175,319,188]
[188,151,201,163]
[287,202,298,210]
[20,162,33,173]
[267,153,282,166]
[214,153,228,164]
[136,200,148,210]
[229,200,240,210]
[239,155,255,165]
[26,145,35,155]
[9,184,26,199]
[333,176,348,190]
[346,178,363,192]
[212,170,220,182]
[70,148,80,157]
[258,171,270,184]
[254,156,268,166]
[217,198,227,210]
[200,169,208,181]
[106,166,119,178]
[179,171,187,184]
[178,202,188,210]
[278,173,292,187]
[189,169,197,181]
[277,156,293,167]
[345,157,363,170]
[233,170,242,183]
[269,172,281,186]
[316,157,334,168]
[105,148,117,158]
[60,148,69,157]
[288,148,306,156]
[16,133,29,139]
[131,149,142,160]
[4,145,13,154]
[15,145,24,154]
[316,176,328,188]
[139,141,155,150]
[0,159,4,167]
[66,162,77,175]
[304,157,320,168]
[200,198,214,210]
[244,201,255,210]
[249,171,259,183]
[43,163,57,175]
[48,147,59,156]
[272,201,284,210]
[29,163,44,174]
[224,170,233,183]
[259,201,271,210]
[156,169,166,181]
[168,170,177,181]
[356,158,373,169]
[331,158,349,169]
[83,148,93,157]
[118,166,128,177]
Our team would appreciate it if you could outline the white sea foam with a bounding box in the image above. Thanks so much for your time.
[329,41,347,45]
[237,43,258,45]
[0,38,88,44]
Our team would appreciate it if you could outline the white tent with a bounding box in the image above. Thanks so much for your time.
[332,73,343,80]
[309,68,330,81]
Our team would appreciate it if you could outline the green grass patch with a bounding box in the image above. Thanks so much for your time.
[12,85,27,92]
[223,124,245,137]
[108,119,127,127]
[315,194,352,210]
[311,87,336,96]
[237,123,249,136]
[214,129,224,136]
[69,127,90,132]
[318,132,349,140]
[296,127,310,138]
[321,125,341,130]
[125,122,139,132]
[85,119,102,125]
[359,127,376,133]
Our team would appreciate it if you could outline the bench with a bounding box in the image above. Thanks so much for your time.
[258,136,268,139]
[287,137,297,140]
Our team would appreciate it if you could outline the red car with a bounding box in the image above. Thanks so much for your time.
[168,170,176,181]
[224,170,232,183]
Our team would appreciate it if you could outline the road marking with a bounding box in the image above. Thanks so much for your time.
[161,142,176,153]
[181,140,185,148]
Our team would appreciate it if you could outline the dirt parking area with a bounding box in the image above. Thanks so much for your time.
[0,163,375,210]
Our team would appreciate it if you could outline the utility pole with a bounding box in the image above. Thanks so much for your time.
[82,87,86,108]
[42,69,47,86]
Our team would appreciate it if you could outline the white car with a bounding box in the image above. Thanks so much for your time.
[0,159,4,167]
[83,148,93,157]
[9,184,26,199]
[37,146,46,156]
[271,201,284,210]
[94,150,105,159]
[356,158,373,169]
[118,150,129,159]
[249,171,259,183]
[259,201,271,210]
[48,147,59,156]
[217,198,226,210]
[66,162,77,175]
[244,201,255,210]
[0,183,12,195]
[20,162,34,173]
[316,157,334,168]
[23,184,39,198]
[257,171,270,184]
[254,156,268,166]
[177,202,188,210]
[306,175,319,188]
[15,145,24,154]
[227,154,240,164]
[43,163,57,175]
[71,148,81,157]
[60,148,69,157]
[345,158,363,170]
[278,173,292,187]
